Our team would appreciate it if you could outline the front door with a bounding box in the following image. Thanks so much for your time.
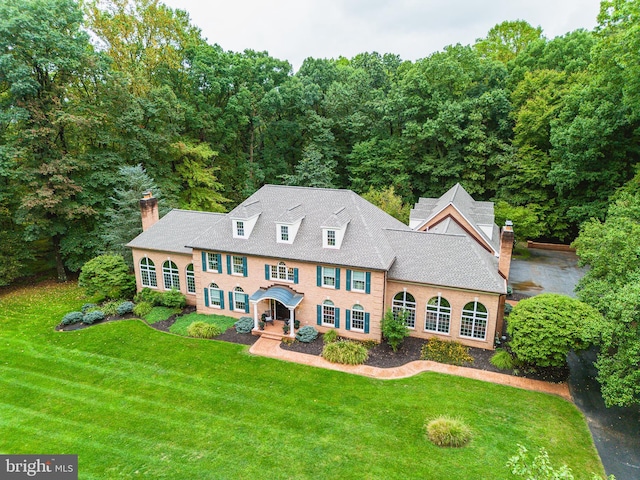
[275,301,291,320]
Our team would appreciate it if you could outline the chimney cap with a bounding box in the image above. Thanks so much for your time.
[142,191,153,199]
[505,220,513,227]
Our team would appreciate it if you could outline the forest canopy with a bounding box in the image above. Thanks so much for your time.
[1,0,640,284]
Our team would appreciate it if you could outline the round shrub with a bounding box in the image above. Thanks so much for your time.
[81,303,97,314]
[61,311,83,325]
[234,316,254,334]
[322,340,369,365]
[82,310,105,325]
[323,329,338,344]
[425,416,472,447]
[490,349,515,370]
[296,325,318,343]
[161,289,186,309]
[116,301,135,316]
[134,288,163,306]
[78,254,136,300]
[133,301,152,318]
[186,321,223,339]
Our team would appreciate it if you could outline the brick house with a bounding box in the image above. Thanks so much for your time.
[127,184,513,350]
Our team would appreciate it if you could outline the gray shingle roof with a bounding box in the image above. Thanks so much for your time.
[188,185,410,270]
[384,229,506,294]
[126,209,224,254]
[410,183,499,252]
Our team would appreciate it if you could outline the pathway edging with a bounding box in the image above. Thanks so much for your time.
[249,336,572,401]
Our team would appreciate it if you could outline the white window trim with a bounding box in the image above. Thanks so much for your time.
[206,252,220,273]
[350,305,365,332]
[321,266,336,289]
[162,260,180,291]
[209,284,222,309]
[186,264,196,295]
[459,301,488,340]
[322,301,335,327]
[233,288,246,312]
[425,296,451,334]
[271,262,294,282]
[232,255,245,276]
[392,291,416,329]
[351,270,366,292]
[140,257,158,289]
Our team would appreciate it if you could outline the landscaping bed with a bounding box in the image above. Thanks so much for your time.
[280,334,569,383]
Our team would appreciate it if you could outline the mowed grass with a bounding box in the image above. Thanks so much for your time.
[0,282,604,479]
[143,306,181,324]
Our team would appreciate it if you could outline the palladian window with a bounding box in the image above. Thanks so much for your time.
[425,296,451,334]
[162,260,180,290]
[460,301,488,340]
[392,291,416,329]
[140,257,157,288]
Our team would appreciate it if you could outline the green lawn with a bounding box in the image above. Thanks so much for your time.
[169,312,237,336]
[143,306,181,324]
[0,282,604,479]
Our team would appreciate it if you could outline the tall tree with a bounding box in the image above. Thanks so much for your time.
[474,20,544,64]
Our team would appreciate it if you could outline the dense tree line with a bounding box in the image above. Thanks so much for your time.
[1,0,640,284]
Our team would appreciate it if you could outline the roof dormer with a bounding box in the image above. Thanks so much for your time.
[322,207,350,249]
[276,204,304,244]
[232,200,261,239]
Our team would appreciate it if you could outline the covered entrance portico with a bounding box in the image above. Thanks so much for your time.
[249,286,304,338]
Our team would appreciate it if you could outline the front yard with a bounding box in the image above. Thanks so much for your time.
[0,282,604,479]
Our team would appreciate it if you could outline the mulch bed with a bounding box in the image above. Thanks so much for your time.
[281,333,568,383]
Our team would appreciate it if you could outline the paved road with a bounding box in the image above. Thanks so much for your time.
[509,248,587,298]
[510,248,640,479]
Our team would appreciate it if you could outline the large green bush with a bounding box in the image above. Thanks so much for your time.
[507,294,603,368]
[322,340,369,365]
[382,308,410,352]
[78,254,136,300]
[161,289,186,309]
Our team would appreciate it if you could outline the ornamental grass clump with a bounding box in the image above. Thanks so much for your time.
[322,340,369,365]
[133,301,152,318]
[323,329,338,344]
[234,317,254,334]
[421,338,473,366]
[425,416,472,447]
[490,349,515,370]
[186,321,222,339]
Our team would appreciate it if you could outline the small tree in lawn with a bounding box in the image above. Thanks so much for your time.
[79,254,136,301]
[507,294,603,368]
[382,308,410,352]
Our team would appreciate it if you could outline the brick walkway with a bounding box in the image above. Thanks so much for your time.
[249,336,572,401]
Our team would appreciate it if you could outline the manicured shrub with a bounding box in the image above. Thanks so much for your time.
[322,340,369,365]
[507,294,603,368]
[296,325,318,343]
[134,288,162,306]
[116,301,135,316]
[323,329,338,344]
[490,349,515,370]
[234,316,254,334]
[61,311,83,325]
[81,303,97,314]
[160,289,186,309]
[82,310,105,325]
[100,301,119,316]
[78,254,136,300]
[186,321,222,339]
[382,308,409,352]
[133,301,153,318]
[425,416,472,447]
[421,339,473,366]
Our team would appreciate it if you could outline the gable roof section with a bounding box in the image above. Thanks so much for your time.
[384,229,506,294]
[188,185,410,270]
[126,209,224,254]
[410,183,499,253]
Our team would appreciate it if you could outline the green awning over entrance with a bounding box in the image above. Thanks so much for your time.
[249,286,304,309]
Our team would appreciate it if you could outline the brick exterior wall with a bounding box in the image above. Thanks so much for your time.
[131,249,197,306]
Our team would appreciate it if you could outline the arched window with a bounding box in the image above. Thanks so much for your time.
[392,291,416,328]
[351,304,365,331]
[460,301,488,340]
[271,261,294,282]
[140,257,157,288]
[186,264,196,294]
[209,283,222,308]
[322,300,335,326]
[233,286,246,311]
[162,260,180,290]
[425,296,451,334]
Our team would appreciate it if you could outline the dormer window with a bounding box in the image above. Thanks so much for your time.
[236,221,245,237]
[280,225,289,242]
[231,200,261,239]
[327,230,336,246]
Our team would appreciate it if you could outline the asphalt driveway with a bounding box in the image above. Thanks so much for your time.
[509,247,640,479]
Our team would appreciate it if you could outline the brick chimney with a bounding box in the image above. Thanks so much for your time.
[140,191,159,231]
[498,220,514,280]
